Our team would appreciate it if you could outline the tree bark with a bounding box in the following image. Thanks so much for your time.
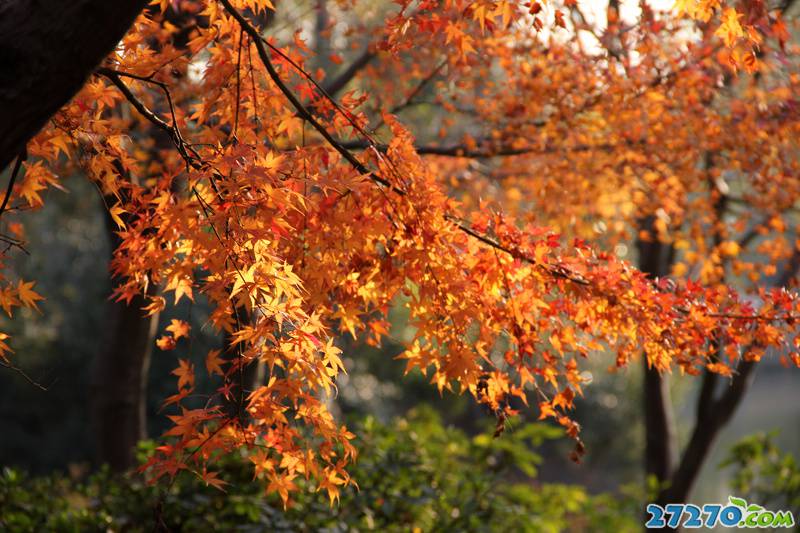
[90,208,159,471]
[89,295,158,471]
[0,0,148,170]
[636,217,678,484]
[85,3,197,471]
[656,360,755,507]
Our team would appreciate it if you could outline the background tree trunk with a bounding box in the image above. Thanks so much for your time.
[636,217,678,484]
[0,0,147,170]
[89,209,159,471]
[86,3,205,471]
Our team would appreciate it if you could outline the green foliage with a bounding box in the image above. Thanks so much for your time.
[0,409,638,532]
[720,432,800,515]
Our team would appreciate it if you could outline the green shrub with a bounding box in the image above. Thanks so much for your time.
[0,408,638,532]
[720,432,800,516]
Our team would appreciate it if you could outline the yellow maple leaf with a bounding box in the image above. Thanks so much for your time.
[0,332,12,362]
[267,473,298,509]
[156,336,177,351]
[0,286,20,316]
[715,8,745,47]
[167,275,194,304]
[109,203,127,230]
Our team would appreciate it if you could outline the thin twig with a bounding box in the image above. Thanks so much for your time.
[220,0,402,193]
[0,360,48,391]
[0,151,26,219]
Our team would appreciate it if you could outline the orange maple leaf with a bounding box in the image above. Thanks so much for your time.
[205,349,225,376]
[156,336,177,351]
[172,359,195,390]
[166,319,191,341]
[17,280,44,312]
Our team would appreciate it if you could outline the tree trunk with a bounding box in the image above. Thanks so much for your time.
[85,3,197,471]
[636,217,678,483]
[89,208,159,471]
[0,0,147,170]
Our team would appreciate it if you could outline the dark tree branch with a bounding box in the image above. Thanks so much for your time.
[390,59,447,115]
[0,0,148,171]
[695,369,718,421]
[337,139,636,158]
[643,362,677,482]
[0,150,26,219]
[220,0,401,194]
[322,48,375,97]
[0,359,48,391]
[96,67,211,177]
[98,69,175,138]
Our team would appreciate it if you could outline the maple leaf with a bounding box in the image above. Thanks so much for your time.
[200,469,229,491]
[17,281,44,312]
[162,388,191,408]
[715,8,745,47]
[268,473,298,508]
[317,468,348,506]
[166,319,191,341]
[164,275,194,304]
[17,175,46,207]
[718,241,740,257]
[109,203,127,230]
[0,287,20,317]
[673,0,696,17]
[172,359,195,390]
[142,296,166,316]
[538,401,557,420]
[156,336,177,351]
[205,349,225,376]
[0,332,13,362]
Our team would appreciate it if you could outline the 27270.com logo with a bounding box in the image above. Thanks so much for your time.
[645,496,795,529]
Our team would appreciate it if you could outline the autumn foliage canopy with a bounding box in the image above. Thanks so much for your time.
[1,0,798,505]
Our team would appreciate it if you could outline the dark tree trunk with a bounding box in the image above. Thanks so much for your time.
[643,358,677,481]
[0,0,148,170]
[86,5,199,471]
[89,207,159,471]
[636,217,678,484]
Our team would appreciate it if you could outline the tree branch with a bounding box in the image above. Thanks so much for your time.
[322,48,375,96]
[96,67,202,172]
[0,0,148,171]
[0,359,48,391]
[0,151,26,219]
[337,139,636,158]
[220,0,404,195]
